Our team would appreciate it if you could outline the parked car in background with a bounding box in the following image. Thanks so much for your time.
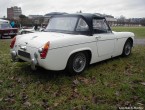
[0,19,9,24]
[18,27,35,35]
[10,13,134,75]
[0,22,18,39]
[18,26,45,35]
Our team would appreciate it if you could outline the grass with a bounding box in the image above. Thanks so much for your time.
[111,26,145,38]
[0,39,145,110]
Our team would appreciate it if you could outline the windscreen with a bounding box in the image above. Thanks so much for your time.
[45,17,78,32]
[0,23,12,29]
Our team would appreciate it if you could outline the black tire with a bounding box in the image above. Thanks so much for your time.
[66,52,88,75]
[11,36,15,39]
[122,40,132,56]
[0,34,2,39]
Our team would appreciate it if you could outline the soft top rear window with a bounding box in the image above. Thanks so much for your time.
[45,17,78,32]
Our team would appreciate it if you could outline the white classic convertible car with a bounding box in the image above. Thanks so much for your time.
[10,13,134,75]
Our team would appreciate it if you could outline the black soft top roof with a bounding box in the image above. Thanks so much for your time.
[53,13,105,18]
[73,13,104,19]
[49,13,107,36]
[53,13,105,23]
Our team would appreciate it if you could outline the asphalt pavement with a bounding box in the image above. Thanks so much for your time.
[134,39,145,46]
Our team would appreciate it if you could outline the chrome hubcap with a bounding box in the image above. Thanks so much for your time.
[125,43,131,55]
[73,53,86,73]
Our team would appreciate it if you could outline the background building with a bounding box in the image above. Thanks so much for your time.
[105,15,117,26]
[28,15,44,24]
[44,12,67,25]
[95,13,117,26]
[7,6,22,19]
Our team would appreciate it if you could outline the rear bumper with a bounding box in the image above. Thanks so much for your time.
[11,51,17,61]
[10,47,68,71]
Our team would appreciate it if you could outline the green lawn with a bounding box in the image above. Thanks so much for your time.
[112,27,145,38]
[0,39,145,110]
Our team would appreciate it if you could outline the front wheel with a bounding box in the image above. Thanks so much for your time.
[122,40,132,56]
[0,34,2,39]
[11,36,15,39]
[66,52,88,75]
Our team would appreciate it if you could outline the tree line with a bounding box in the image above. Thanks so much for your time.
[116,15,145,26]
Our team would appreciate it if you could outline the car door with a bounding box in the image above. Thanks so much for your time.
[93,18,115,58]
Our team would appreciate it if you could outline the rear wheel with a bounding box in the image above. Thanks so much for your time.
[122,40,132,56]
[66,52,88,75]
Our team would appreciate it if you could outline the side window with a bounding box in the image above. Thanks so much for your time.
[93,19,109,33]
[76,18,89,31]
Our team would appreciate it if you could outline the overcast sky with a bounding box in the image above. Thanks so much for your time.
[0,0,145,18]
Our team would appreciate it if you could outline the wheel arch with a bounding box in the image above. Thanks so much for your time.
[126,37,133,47]
[66,48,92,67]
[122,37,133,53]
[122,37,133,56]
[65,48,92,75]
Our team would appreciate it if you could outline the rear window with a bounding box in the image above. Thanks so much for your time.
[45,17,78,31]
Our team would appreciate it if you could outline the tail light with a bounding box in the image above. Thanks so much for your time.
[40,42,50,59]
[10,36,16,48]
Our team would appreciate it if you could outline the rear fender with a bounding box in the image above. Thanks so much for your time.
[66,48,92,67]
[69,48,92,56]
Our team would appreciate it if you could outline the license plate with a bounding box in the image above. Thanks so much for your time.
[18,50,31,59]
[4,33,9,35]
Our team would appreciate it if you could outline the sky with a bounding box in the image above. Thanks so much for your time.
[0,0,145,18]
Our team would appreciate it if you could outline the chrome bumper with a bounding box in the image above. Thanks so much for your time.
[31,58,37,70]
[11,51,17,61]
